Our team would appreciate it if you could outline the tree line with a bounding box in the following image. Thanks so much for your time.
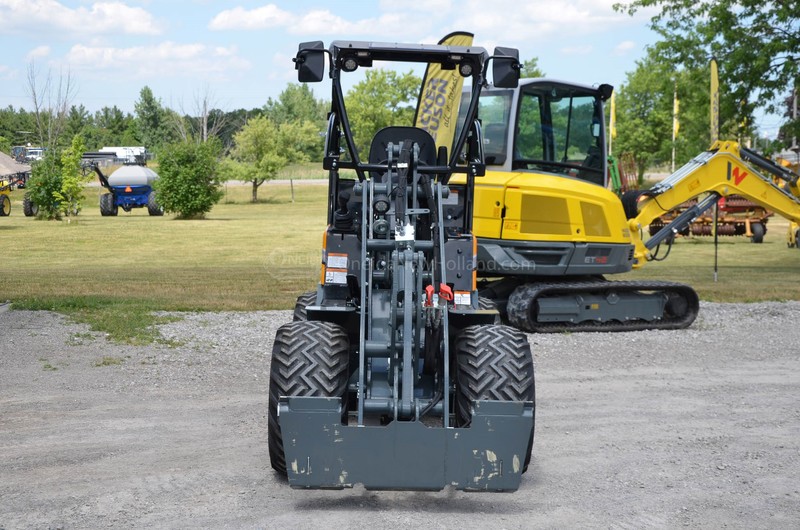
[3,0,797,216]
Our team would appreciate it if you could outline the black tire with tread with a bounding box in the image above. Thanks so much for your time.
[506,283,539,332]
[0,195,9,216]
[750,222,765,243]
[268,320,350,477]
[99,193,118,216]
[478,296,502,324]
[292,291,317,321]
[23,194,38,217]
[147,191,164,216]
[454,324,535,472]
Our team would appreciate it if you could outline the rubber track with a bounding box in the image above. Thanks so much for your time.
[267,320,349,476]
[507,280,700,333]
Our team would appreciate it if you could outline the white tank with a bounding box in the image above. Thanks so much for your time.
[107,165,159,187]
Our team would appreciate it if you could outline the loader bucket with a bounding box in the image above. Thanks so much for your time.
[278,397,535,491]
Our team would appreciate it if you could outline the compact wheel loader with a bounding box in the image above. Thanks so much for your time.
[269,40,535,491]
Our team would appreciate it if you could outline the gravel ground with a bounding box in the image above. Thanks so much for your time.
[1,302,799,529]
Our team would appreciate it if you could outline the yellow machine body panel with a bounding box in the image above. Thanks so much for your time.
[483,169,630,245]
[453,169,631,246]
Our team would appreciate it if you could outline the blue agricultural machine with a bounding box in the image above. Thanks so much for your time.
[83,152,163,216]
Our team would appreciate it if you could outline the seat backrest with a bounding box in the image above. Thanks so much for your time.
[368,126,437,167]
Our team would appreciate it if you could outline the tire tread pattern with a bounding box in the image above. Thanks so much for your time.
[292,291,317,321]
[268,320,349,477]
[455,324,535,471]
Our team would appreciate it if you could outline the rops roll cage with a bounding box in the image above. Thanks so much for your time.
[293,40,521,186]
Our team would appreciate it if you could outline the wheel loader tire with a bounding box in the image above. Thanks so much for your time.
[99,193,118,216]
[0,195,10,216]
[292,291,317,321]
[478,296,502,324]
[750,222,765,243]
[22,194,38,217]
[268,320,350,477]
[454,324,535,472]
[506,283,539,332]
[147,191,164,216]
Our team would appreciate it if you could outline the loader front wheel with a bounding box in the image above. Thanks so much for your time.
[292,291,317,321]
[0,195,10,216]
[268,320,350,477]
[455,324,535,472]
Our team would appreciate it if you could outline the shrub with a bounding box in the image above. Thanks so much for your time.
[25,135,89,220]
[26,153,64,220]
[155,139,223,219]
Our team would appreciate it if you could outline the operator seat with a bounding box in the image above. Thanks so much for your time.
[368,126,437,180]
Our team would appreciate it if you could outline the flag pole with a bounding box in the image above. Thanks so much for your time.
[710,57,720,281]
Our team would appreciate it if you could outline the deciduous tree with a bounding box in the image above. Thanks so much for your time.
[615,0,799,145]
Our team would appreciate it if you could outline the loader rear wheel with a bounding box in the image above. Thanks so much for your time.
[478,296,502,324]
[455,324,535,472]
[506,283,538,332]
[750,222,765,243]
[0,195,10,216]
[23,194,37,217]
[268,320,350,477]
[99,193,117,216]
[292,291,317,321]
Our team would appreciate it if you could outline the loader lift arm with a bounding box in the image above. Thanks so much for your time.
[629,140,800,265]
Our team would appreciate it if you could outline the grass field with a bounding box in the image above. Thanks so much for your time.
[3,181,800,340]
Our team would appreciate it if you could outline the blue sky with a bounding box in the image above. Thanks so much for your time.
[0,1,781,137]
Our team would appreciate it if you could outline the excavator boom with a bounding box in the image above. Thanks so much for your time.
[629,141,800,265]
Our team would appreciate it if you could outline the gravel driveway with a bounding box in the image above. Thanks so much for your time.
[1,302,798,529]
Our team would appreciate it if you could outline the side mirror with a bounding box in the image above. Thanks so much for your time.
[295,41,325,83]
[492,47,520,88]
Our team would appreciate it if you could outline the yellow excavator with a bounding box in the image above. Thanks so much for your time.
[452,78,800,332]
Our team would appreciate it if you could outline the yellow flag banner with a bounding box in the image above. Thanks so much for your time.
[414,31,474,153]
[710,58,719,143]
[673,90,680,141]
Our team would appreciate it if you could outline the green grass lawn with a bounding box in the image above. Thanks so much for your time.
[2,182,327,340]
[3,181,800,341]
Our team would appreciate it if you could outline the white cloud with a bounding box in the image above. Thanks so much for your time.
[65,42,251,79]
[0,0,163,35]
[209,4,292,30]
[450,0,646,44]
[209,5,411,36]
[614,40,637,55]
[26,45,51,60]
